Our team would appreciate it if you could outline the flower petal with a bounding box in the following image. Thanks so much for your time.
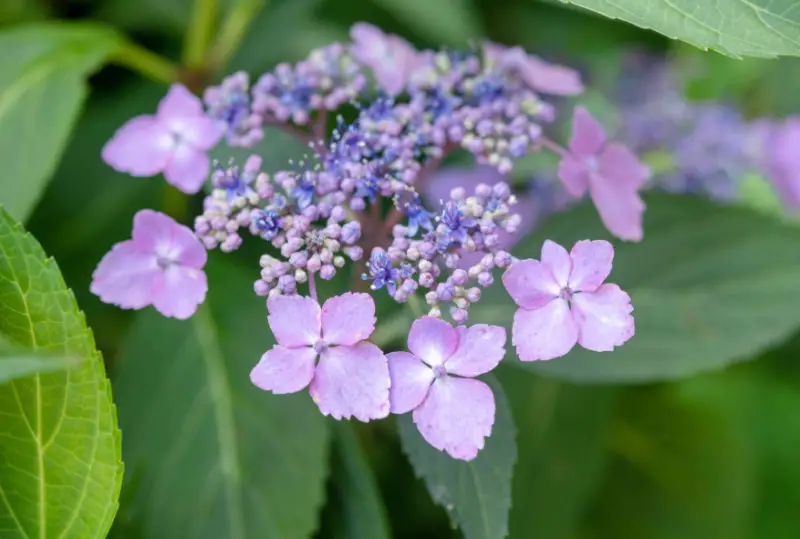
[310,342,390,421]
[321,292,376,346]
[151,265,207,319]
[412,376,495,461]
[164,144,211,194]
[250,345,317,394]
[157,84,204,123]
[501,259,559,310]
[179,116,224,150]
[90,241,159,310]
[572,284,635,352]
[599,142,650,191]
[765,118,800,209]
[569,107,606,156]
[132,210,207,269]
[568,240,613,293]
[589,176,645,242]
[408,316,458,366]
[267,295,321,347]
[101,115,173,176]
[520,54,584,96]
[445,325,506,378]
[541,240,572,289]
[512,300,578,361]
[387,351,434,414]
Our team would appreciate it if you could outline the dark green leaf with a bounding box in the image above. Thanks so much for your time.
[0,207,122,538]
[369,0,484,45]
[0,336,80,383]
[397,375,516,539]
[112,256,330,539]
[473,194,800,383]
[0,22,122,221]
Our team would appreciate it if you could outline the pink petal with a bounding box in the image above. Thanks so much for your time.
[557,155,590,198]
[412,376,495,461]
[568,240,613,293]
[101,115,173,176]
[589,177,645,242]
[267,295,321,347]
[512,300,578,361]
[408,316,458,366]
[541,240,572,289]
[387,351,434,414]
[178,116,225,150]
[569,107,606,156]
[151,266,207,319]
[310,342,390,421]
[598,143,650,191]
[164,144,210,194]
[250,345,317,394]
[157,84,204,123]
[521,55,584,96]
[321,292,376,346]
[90,241,159,310]
[765,117,800,209]
[572,284,635,352]
[445,325,506,378]
[501,259,559,310]
[131,210,207,269]
[350,23,417,95]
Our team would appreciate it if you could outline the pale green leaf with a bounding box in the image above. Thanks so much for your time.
[0,337,79,384]
[112,256,330,539]
[397,376,516,539]
[473,194,800,383]
[0,207,122,538]
[0,22,122,221]
[559,0,800,58]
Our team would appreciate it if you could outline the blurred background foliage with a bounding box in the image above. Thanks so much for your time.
[2,0,800,538]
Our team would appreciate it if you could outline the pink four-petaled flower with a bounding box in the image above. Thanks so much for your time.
[388,317,506,461]
[558,107,649,241]
[350,22,420,96]
[91,210,208,319]
[483,43,584,96]
[502,239,634,361]
[102,84,224,194]
[250,293,390,421]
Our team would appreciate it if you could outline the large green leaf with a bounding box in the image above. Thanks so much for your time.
[473,194,800,383]
[558,0,800,58]
[112,256,330,539]
[0,207,122,538]
[0,337,79,384]
[0,22,122,222]
[370,0,484,45]
[397,375,516,539]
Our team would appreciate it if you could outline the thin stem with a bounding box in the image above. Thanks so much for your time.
[209,0,268,70]
[312,110,328,155]
[308,270,318,302]
[539,137,570,158]
[183,0,219,68]
[111,41,179,84]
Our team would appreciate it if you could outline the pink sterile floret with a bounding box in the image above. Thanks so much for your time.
[387,316,506,461]
[91,210,208,319]
[350,22,420,96]
[483,42,584,96]
[102,84,224,194]
[250,292,391,421]
[502,239,634,361]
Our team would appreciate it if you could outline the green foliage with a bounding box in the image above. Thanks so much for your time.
[0,337,80,383]
[397,376,517,539]
[0,23,122,222]
[111,257,330,539]
[559,0,800,58]
[0,207,122,538]
[369,0,483,45]
[473,194,800,383]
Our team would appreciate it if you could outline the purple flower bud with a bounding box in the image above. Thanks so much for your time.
[494,250,512,268]
[330,205,347,222]
[341,222,361,244]
[289,251,308,267]
[320,264,336,280]
[477,271,494,287]
[221,234,242,252]
[345,245,364,260]
[307,254,322,273]
[451,307,468,323]
[254,280,271,296]
[419,272,435,288]
[451,269,468,285]
[278,274,296,293]
[466,287,481,302]
[425,291,438,305]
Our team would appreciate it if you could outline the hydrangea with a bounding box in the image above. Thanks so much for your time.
[760,117,800,210]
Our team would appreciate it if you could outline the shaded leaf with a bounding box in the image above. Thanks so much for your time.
[369,0,484,45]
[112,256,330,539]
[0,207,122,538]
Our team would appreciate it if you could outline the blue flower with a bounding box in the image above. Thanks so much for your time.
[355,173,381,204]
[213,164,256,203]
[291,172,316,208]
[252,209,282,240]
[403,196,435,237]
[440,201,476,246]
[362,249,400,296]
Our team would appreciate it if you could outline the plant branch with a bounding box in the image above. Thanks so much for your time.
[112,41,179,84]
[209,0,268,71]
[184,0,219,68]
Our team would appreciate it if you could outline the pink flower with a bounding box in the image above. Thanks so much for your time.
[102,84,224,194]
[387,317,506,461]
[350,22,419,95]
[763,117,800,210]
[558,107,649,241]
[91,210,208,319]
[502,239,634,361]
[483,43,583,96]
[250,293,390,421]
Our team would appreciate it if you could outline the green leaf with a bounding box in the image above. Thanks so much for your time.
[0,22,122,222]
[112,256,330,539]
[473,194,800,383]
[0,337,80,384]
[326,423,392,539]
[369,0,484,45]
[558,0,800,58]
[397,375,516,539]
[0,207,122,538]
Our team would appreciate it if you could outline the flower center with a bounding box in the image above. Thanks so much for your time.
[156,255,175,270]
[559,286,574,301]
[432,364,447,379]
[585,156,599,172]
[313,339,328,354]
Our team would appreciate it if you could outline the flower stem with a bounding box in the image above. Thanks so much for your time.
[183,0,219,68]
[112,41,179,84]
[539,137,570,158]
[209,0,268,71]
[308,270,318,302]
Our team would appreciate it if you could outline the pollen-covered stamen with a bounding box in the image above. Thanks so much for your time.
[313,338,328,354]
[432,364,447,379]
[559,286,574,302]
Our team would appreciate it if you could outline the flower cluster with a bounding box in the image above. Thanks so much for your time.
[91,23,641,460]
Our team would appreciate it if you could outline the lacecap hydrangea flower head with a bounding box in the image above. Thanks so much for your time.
[91,22,639,461]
